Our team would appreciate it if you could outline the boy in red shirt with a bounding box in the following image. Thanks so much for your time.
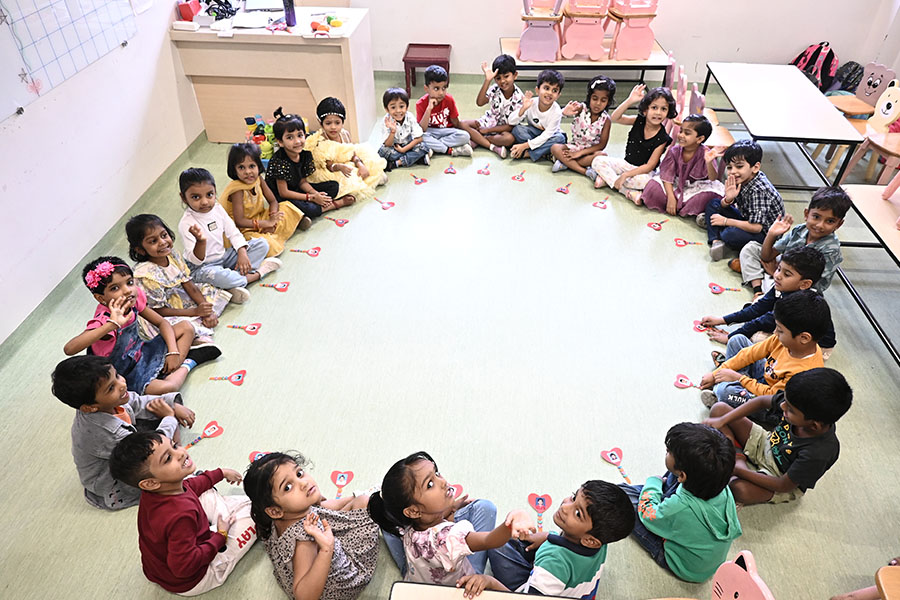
[416,65,473,157]
[110,431,256,595]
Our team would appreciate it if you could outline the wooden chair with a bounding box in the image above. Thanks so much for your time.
[402,44,451,96]
[877,564,900,599]
[560,0,610,60]
[606,0,658,60]
[836,79,900,184]
[518,0,566,62]
[651,550,775,600]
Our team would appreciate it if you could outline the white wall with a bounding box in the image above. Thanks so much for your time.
[355,0,900,80]
[0,1,203,344]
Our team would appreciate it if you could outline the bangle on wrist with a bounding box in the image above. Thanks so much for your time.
[109,320,121,330]
[218,529,228,541]
[165,351,180,357]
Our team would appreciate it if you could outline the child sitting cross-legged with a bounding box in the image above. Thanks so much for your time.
[459,53,524,159]
[699,290,830,413]
[735,186,851,296]
[508,69,567,162]
[109,431,257,595]
[380,87,429,169]
[479,480,635,597]
[52,355,195,510]
[702,139,784,261]
[416,65,473,157]
[701,246,837,360]
[619,423,742,583]
[551,75,615,177]
[243,452,380,600]
[705,367,853,505]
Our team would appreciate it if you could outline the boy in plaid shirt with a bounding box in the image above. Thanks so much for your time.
[702,140,784,261]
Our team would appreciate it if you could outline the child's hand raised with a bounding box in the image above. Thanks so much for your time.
[504,509,536,539]
[303,513,335,553]
[481,60,496,81]
[724,173,741,203]
[173,404,196,427]
[108,296,131,327]
[562,100,582,117]
[705,146,724,164]
[768,214,793,237]
[628,83,647,103]
[522,90,534,110]
[187,223,205,242]
[222,468,243,485]
[384,114,397,132]
[147,398,175,418]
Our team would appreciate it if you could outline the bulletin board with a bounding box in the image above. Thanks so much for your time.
[0,0,137,121]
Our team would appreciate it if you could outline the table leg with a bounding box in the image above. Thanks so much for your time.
[702,68,711,95]
[639,68,645,83]
[834,141,857,185]
[405,65,411,96]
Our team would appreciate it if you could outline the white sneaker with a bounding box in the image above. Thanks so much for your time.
[696,213,707,229]
[701,390,718,408]
[552,160,567,173]
[422,152,430,166]
[709,240,726,261]
[453,143,473,157]
[257,257,283,278]
[227,287,250,304]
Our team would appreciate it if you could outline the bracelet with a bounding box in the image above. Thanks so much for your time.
[165,351,180,357]
[725,218,729,226]
[108,320,122,330]
[218,529,228,541]
[252,218,259,232]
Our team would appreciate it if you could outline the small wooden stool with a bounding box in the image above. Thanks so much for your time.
[403,44,451,97]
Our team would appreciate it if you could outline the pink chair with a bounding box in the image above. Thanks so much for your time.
[662,50,676,89]
[651,550,775,600]
[606,0,658,60]
[518,0,566,62]
[560,0,610,60]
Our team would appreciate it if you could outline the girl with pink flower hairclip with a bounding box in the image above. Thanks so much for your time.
[64,256,221,395]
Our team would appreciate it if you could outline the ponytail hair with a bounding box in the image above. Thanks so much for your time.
[367,451,437,536]
[243,451,309,540]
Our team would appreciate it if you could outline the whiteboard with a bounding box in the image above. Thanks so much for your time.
[0,0,137,121]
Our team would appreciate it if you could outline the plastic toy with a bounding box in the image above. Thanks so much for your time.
[410,173,427,185]
[512,171,526,181]
[227,323,261,335]
[210,369,246,386]
[600,447,632,484]
[259,140,274,160]
[444,163,456,174]
[709,282,741,294]
[331,470,354,499]
[375,198,395,210]
[184,420,224,449]
[260,281,290,292]
[674,237,703,247]
[290,247,321,256]
[647,218,668,231]
[556,182,572,194]
[324,216,349,227]
[477,163,491,175]
[528,493,553,532]
[674,373,699,389]
[249,450,270,462]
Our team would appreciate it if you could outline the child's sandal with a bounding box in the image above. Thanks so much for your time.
[711,350,726,367]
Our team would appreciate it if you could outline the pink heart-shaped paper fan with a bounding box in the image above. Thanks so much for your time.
[331,470,354,487]
[527,493,552,512]
[600,447,623,467]
[201,420,224,439]
[449,483,464,499]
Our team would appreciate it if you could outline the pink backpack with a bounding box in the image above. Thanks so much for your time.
[791,42,838,91]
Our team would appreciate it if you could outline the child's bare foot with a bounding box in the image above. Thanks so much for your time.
[333,195,356,208]
[707,331,729,344]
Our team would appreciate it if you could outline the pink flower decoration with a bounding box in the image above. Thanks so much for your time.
[85,261,116,288]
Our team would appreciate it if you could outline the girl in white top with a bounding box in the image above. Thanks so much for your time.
[551,75,615,178]
[176,168,281,298]
[367,451,534,596]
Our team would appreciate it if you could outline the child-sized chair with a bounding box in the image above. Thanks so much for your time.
[836,79,900,184]
[560,0,610,60]
[650,550,775,600]
[518,0,566,62]
[606,0,659,60]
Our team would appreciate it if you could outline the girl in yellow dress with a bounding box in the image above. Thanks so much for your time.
[219,143,309,257]
[304,97,387,202]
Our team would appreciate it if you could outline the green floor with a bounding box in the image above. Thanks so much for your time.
[2,71,899,600]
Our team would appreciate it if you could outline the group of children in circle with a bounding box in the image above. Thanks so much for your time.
[47,51,859,599]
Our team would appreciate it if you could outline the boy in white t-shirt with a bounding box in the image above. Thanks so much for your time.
[507,69,566,162]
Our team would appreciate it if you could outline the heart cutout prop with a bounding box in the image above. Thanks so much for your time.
[411,174,428,185]
[249,451,270,463]
[527,493,552,512]
[556,183,571,194]
[512,171,525,182]
[647,218,669,231]
[449,484,464,499]
[291,247,321,256]
[202,421,224,438]
[477,164,490,175]
[444,163,456,174]
[674,374,696,389]
[600,447,623,467]
[331,471,355,487]
[592,201,607,209]
[227,323,261,335]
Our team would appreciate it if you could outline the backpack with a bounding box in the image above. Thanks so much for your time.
[828,61,864,93]
[790,42,839,91]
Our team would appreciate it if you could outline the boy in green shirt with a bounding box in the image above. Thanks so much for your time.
[619,423,742,582]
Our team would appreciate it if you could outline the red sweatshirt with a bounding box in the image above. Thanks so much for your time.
[137,469,225,593]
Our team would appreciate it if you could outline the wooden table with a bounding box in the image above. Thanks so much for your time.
[701,62,864,187]
[169,7,375,143]
[829,95,876,117]
[877,565,900,599]
[499,37,668,83]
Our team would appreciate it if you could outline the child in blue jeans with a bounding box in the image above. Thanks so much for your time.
[380,87,429,169]
[508,69,566,161]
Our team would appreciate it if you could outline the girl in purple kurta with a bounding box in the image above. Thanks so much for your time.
[641,114,725,216]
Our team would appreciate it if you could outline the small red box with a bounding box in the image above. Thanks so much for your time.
[177,0,200,21]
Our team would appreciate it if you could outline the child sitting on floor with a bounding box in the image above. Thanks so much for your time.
[305,97,387,201]
[701,246,837,359]
[367,451,533,588]
[63,256,220,395]
[178,168,282,299]
[244,452,380,600]
[380,87,429,169]
[460,54,524,158]
[551,75,615,177]
[735,186,851,295]
[640,114,725,216]
[705,367,853,505]
[699,290,829,410]
[416,65,473,157]
[52,355,194,510]
[480,480,634,597]
[591,84,674,203]
[619,423,742,583]
[109,431,257,595]
[267,108,352,217]
[219,143,308,257]
[702,139,784,261]
[508,69,567,162]
[127,214,233,343]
